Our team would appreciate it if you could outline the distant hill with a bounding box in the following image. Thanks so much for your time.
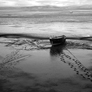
[71,5,92,10]
[0,5,92,11]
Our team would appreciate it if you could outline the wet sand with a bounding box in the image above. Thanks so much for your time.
[0,38,92,92]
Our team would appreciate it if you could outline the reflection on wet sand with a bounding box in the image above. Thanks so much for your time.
[50,44,66,56]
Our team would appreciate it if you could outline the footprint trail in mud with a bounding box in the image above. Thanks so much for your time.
[60,49,92,82]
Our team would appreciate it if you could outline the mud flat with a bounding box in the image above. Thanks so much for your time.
[0,38,92,92]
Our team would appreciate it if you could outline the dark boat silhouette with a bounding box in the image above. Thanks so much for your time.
[49,35,66,46]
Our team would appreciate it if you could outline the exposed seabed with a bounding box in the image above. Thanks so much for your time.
[0,37,92,92]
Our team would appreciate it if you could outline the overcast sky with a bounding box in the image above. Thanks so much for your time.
[0,0,92,7]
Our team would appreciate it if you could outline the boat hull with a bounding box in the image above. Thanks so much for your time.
[49,35,66,46]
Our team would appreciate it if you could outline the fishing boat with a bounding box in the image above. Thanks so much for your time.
[49,35,66,46]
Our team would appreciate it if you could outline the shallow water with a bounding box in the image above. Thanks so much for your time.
[0,18,92,37]
[0,18,92,92]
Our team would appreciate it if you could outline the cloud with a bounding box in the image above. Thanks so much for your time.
[0,0,40,6]
[0,0,16,6]
[15,0,41,6]
[0,0,92,7]
[36,0,92,6]
[42,0,92,6]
